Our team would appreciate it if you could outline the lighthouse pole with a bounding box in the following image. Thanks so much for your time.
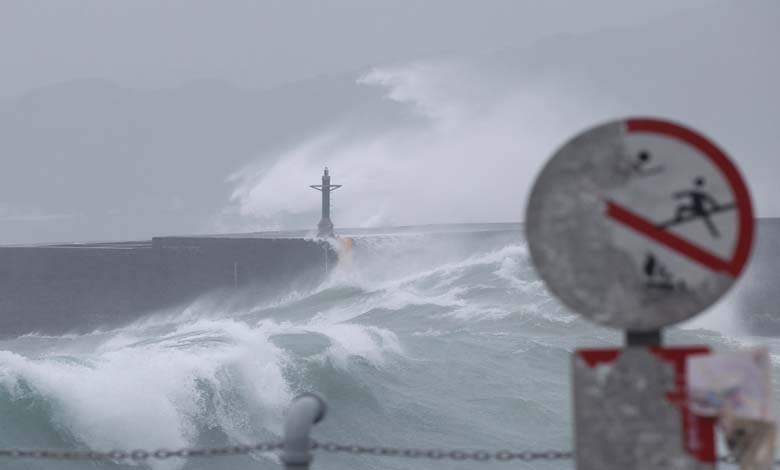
[309,167,342,238]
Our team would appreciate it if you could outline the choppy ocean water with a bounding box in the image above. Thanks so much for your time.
[0,223,777,470]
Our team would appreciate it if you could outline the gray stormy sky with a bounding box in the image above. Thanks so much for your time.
[0,1,778,244]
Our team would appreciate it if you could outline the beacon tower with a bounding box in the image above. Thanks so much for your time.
[310,167,342,238]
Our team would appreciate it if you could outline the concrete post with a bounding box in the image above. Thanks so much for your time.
[282,393,327,470]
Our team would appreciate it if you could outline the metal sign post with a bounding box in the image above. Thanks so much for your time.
[525,117,755,470]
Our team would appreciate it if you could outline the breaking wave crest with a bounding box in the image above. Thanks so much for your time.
[0,225,760,470]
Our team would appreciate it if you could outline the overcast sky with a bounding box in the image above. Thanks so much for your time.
[0,1,778,243]
[0,1,719,100]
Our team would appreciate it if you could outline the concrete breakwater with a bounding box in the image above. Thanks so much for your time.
[0,236,336,337]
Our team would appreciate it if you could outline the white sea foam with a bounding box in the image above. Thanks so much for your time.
[1,225,774,470]
[0,319,296,470]
[0,310,405,470]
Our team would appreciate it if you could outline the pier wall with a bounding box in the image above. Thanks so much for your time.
[0,237,335,336]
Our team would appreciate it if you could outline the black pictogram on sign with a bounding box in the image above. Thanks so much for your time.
[525,116,755,331]
[606,118,753,278]
[657,176,736,238]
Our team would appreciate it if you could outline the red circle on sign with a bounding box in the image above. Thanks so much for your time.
[526,116,756,330]
[625,118,754,278]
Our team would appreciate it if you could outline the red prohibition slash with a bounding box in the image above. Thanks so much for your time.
[605,118,754,278]
[606,202,737,276]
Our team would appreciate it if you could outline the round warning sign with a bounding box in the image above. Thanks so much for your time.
[526,117,754,331]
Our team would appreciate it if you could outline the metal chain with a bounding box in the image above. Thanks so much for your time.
[0,441,282,461]
[0,440,773,465]
[313,442,780,466]
[311,441,573,461]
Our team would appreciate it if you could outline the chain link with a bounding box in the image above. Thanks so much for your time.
[0,440,777,465]
[0,442,282,461]
[311,441,573,461]
[313,442,780,466]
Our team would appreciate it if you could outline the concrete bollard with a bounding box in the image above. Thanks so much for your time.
[282,393,327,470]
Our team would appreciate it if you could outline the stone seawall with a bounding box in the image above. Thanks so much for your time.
[0,236,335,337]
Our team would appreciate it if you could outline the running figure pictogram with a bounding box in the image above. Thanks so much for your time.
[658,176,735,238]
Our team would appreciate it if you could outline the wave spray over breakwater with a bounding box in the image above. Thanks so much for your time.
[0,224,776,470]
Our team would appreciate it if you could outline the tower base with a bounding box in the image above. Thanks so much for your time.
[317,218,334,238]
